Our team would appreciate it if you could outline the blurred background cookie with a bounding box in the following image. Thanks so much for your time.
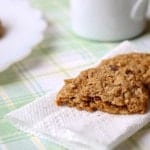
[0,21,4,37]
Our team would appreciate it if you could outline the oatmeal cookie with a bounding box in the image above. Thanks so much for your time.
[0,21,4,37]
[56,53,150,114]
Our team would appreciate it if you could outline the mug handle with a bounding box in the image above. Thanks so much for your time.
[131,0,148,21]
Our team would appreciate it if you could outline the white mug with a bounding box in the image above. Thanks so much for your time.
[71,0,149,41]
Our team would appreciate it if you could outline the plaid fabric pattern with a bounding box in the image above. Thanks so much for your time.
[0,0,149,149]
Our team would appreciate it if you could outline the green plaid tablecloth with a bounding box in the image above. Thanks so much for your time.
[0,0,150,150]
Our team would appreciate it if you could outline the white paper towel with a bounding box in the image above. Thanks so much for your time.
[6,41,150,150]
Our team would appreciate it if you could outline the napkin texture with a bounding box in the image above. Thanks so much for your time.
[6,41,150,150]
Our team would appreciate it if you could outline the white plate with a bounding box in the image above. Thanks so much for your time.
[0,0,46,72]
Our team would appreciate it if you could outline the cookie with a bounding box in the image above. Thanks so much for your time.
[56,53,150,114]
[0,21,4,37]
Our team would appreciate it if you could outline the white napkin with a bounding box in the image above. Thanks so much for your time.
[6,41,150,150]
